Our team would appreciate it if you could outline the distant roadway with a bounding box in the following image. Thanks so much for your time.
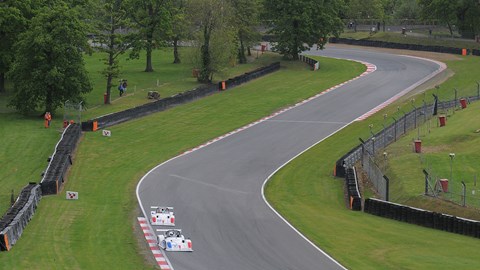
[136,46,442,270]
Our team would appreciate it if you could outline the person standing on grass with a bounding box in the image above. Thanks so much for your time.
[44,112,51,128]
[118,82,124,96]
[122,79,128,94]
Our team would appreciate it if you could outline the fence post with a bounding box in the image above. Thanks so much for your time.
[384,175,390,201]
[423,169,429,195]
[392,117,397,141]
[359,138,365,167]
[477,81,479,98]
[454,88,458,114]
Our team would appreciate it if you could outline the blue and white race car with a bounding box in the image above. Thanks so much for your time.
[157,229,193,252]
[150,206,175,226]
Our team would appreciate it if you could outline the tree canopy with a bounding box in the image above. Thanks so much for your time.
[264,0,344,60]
[8,3,92,114]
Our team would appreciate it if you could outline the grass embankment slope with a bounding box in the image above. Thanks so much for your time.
[341,31,480,51]
[266,55,480,269]
[0,48,279,216]
[0,55,364,269]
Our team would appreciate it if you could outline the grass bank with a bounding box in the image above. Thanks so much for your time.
[265,56,480,269]
[0,57,363,268]
[0,49,280,215]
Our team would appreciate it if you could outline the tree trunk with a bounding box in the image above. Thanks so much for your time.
[145,33,154,72]
[292,20,299,61]
[447,22,454,38]
[383,20,386,32]
[173,36,181,64]
[247,47,251,56]
[105,25,116,105]
[45,88,53,113]
[0,72,5,93]
[199,25,211,83]
[238,37,247,64]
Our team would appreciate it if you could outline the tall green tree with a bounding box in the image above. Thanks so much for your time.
[170,0,188,64]
[93,0,134,104]
[126,0,172,72]
[231,0,261,64]
[0,1,31,93]
[455,0,480,39]
[345,0,384,32]
[187,0,235,83]
[264,0,344,60]
[8,3,92,114]
[419,0,458,37]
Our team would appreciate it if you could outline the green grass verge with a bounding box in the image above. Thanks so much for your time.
[265,56,480,268]
[0,56,364,268]
[340,31,480,50]
[0,49,280,215]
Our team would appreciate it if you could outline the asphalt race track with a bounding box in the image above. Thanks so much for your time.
[136,47,442,270]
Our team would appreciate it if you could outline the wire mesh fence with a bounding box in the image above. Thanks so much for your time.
[337,84,480,205]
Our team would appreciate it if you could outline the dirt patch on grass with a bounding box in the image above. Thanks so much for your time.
[421,144,452,154]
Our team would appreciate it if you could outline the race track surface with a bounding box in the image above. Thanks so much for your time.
[136,47,442,270]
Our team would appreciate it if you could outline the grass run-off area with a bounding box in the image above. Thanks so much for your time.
[265,55,480,269]
[0,53,364,268]
[340,31,480,50]
[0,48,281,215]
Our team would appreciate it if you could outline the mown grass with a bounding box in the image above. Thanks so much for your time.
[265,55,480,269]
[0,56,364,269]
[0,48,280,215]
[82,48,282,120]
[340,31,480,50]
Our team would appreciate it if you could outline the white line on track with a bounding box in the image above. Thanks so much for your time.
[136,59,379,269]
[265,119,349,125]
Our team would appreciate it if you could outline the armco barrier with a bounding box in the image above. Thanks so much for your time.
[40,123,81,195]
[345,167,361,211]
[329,37,473,56]
[84,62,281,131]
[364,198,480,238]
[0,183,41,251]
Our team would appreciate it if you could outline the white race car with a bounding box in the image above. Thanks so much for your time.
[150,206,175,226]
[157,229,193,252]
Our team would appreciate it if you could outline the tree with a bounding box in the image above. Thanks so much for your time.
[345,0,384,32]
[264,0,344,60]
[455,0,480,39]
[126,0,172,72]
[187,0,235,83]
[419,0,459,37]
[0,1,30,93]
[93,0,134,104]
[170,0,189,64]
[8,3,92,114]
[231,0,261,64]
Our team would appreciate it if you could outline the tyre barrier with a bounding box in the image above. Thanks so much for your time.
[40,123,81,195]
[299,55,320,71]
[346,167,362,211]
[0,183,41,251]
[328,37,476,56]
[364,198,480,238]
[83,62,281,131]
